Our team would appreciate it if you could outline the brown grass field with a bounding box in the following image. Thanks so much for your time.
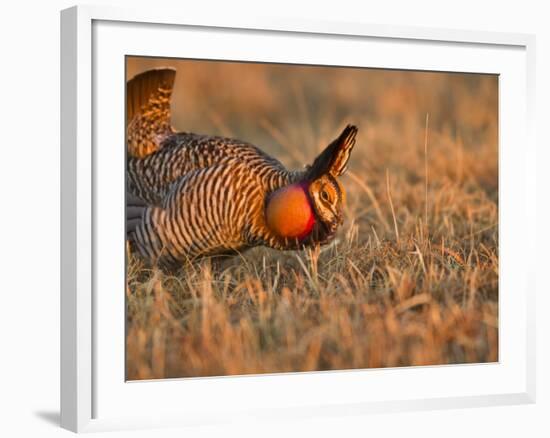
[125,58,498,380]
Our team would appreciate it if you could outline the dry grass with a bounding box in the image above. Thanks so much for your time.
[126,58,498,380]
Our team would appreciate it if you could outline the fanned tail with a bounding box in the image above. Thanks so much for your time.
[127,68,176,158]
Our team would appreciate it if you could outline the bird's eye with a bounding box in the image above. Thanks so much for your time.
[320,190,329,202]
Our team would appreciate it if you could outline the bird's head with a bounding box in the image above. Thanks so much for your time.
[306,173,346,242]
[265,125,357,245]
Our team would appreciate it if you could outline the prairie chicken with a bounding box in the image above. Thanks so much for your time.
[126,68,358,267]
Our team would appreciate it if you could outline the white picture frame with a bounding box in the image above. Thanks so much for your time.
[60,5,536,433]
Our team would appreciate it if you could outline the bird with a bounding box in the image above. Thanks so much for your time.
[126,67,358,268]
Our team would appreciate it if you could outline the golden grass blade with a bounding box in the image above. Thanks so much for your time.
[424,112,430,235]
[386,169,400,245]
[347,170,391,232]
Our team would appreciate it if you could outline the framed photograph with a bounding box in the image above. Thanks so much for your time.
[60,5,536,433]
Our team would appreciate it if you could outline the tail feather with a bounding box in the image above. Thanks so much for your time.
[127,68,176,158]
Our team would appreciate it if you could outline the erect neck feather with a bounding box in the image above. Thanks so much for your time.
[266,182,315,240]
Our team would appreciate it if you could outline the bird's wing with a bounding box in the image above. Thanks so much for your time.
[129,165,249,265]
[127,68,176,158]
[127,133,288,206]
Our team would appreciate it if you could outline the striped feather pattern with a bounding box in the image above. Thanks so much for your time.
[127,134,306,266]
[127,133,300,205]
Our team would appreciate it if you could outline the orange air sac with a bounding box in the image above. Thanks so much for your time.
[266,184,315,240]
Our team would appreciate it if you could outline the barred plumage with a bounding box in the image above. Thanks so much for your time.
[126,68,358,267]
